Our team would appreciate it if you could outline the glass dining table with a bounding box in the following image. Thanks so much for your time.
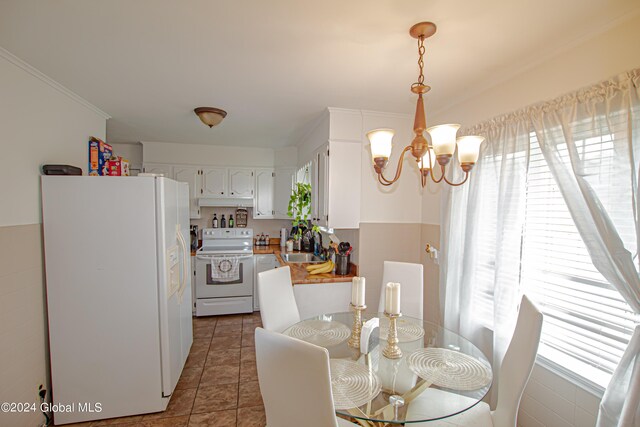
[283,312,493,426]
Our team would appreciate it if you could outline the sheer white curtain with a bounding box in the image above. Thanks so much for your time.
[530,69,640,427]
[440,113,531,405]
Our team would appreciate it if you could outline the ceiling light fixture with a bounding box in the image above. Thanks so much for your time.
[366,22,484,187]
[194,107,227,128]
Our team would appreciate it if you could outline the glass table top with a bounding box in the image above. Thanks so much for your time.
[283,312,493,424]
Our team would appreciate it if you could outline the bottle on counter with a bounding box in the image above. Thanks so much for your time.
[212,213,218,228]
[229,215,234,228]
[220,214,226,228]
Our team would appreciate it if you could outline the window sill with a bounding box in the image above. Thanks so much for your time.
[535,355,605,399]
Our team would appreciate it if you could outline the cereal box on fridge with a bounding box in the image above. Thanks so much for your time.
[88,137,113,176]
[106,157,130,176]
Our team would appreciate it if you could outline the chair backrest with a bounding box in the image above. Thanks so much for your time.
[255,327,340,427]
[377,261,424,320]
[257,266,300,333]
[493,295,543,427]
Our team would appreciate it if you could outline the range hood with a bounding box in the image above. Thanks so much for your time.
[198,197,253,208]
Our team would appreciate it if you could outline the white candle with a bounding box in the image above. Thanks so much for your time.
[351,277,366,307]
[385,282,401,315]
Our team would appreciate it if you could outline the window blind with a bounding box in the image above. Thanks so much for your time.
[521,130,638,389]
[296,161,312,184]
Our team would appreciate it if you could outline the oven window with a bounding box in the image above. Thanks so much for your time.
[205,262,244,285]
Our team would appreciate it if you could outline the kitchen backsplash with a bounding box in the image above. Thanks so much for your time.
[191,207,292,240]
[192,208,359,263]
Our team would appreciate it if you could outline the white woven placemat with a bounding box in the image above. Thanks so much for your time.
[406,348,492,391]
[330,359,382,410]
[285,320,351,347]
[379,317,426,342]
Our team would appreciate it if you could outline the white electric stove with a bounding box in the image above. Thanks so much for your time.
[195,228,254,316]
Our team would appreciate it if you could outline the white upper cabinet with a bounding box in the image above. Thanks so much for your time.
[141,162,297,220]
[173,166,201,219]
[298,109,362,229]
[201,167,227,197]
[229,168,254,198]
[143,163,173,178]
[274,167,295,220]
[254,169,275,218]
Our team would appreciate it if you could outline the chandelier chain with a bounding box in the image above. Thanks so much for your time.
[417,37,426,85]
[367,22,483,189]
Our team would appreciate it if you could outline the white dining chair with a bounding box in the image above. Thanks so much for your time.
[377,261,424,320]
[257,266,300,333]
[406,295,543,427]
[254,327,358,427]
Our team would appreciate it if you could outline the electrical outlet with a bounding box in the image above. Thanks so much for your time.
[38,384,51,427]
[38,384,46,399]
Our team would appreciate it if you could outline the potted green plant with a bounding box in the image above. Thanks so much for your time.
[287,181,319,250]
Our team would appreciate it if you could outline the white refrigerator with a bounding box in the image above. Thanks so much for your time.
[41,176,193,425]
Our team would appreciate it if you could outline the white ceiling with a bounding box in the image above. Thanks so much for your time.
[0,0,638,148]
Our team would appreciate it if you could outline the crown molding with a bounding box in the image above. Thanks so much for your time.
[0,46,111,120]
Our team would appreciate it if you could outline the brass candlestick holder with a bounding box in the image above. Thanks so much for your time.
[347,303,366,349]
[383,312,403,359]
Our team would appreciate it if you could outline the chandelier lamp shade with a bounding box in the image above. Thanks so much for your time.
[367,22,484,188]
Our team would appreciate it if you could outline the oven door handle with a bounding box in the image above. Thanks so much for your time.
[196,254,254,261]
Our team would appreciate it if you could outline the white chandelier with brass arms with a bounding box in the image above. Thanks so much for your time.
[367,22,485,188]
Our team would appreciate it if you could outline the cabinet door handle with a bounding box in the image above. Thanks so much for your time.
[221,192,224,195]
[200,189,203,194]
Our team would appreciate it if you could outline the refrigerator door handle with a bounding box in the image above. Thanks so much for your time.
[176,225,189,300]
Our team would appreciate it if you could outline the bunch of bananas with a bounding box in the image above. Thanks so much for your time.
[306,260,335,275]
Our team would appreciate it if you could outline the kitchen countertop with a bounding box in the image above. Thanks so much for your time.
[254,245,358,285]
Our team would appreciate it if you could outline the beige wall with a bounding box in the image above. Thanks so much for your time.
[274,146,298,168]
[420,223,441,325]
[111,142,143,172]
[0,47,107,427]
[0,225,48,427]
[0,48,108,227]
[142,141,284,167]
[432,13,640,127]
[112,142,298,172]
[358,223,422,309]
[356,223,440,324]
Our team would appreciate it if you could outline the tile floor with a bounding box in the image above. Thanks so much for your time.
[59,312,265,427]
